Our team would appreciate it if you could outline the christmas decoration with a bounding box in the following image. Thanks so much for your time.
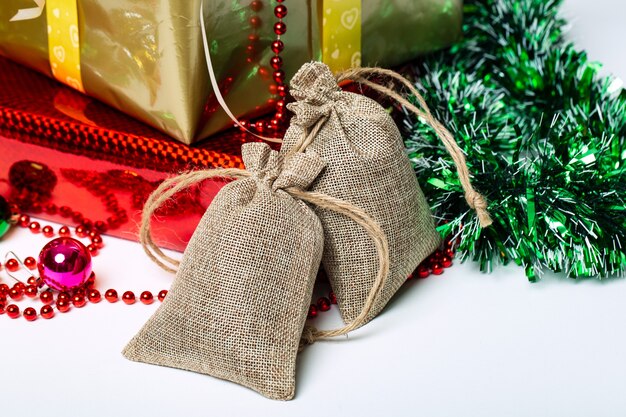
[403,0,626,280]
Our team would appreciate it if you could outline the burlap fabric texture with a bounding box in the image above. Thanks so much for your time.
[123,143,326,400]
[281,62,441,324]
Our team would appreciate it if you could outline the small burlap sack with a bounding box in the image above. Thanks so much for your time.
[281,62,492,324]
[124,142,390,400]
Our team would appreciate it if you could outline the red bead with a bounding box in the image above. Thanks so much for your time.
[56,299,71,313]
[0,284,9,296]
[274,4,287,18]
[85,272,96,288]
[29,221,41,233]
[40,305,55,319]
[5,258,19,272]
[157,290,168,302]
[0,302,5,314]
[6,304,20,319]
[250,0,262,11]
[277,84,287,95]
[71,211,84,224]
[44,203,57,214]
[23,307,37,321]
[317,297,331,312]
[24,256,37,270]
[271,40,284,54]
[57,291,70,302]
[249,16,261,27]
[75,225,88,237]
[248,34,259,43]
[276,100,285,110]
[81,219,93,231]
[329,291,337,304]
[87,289,101,303]
[72,293,86,308]
[59,226,71,236]
[431,263,444,275]
[9,287,23,300]
[28,276,38,285]
[445,248,454,258]
[416,265,430,278]
[94,221,108,233]
[273,21,286,35]
[91,236,104,249]
[87,244,99,256]
[442,257,453,268]
[307,304,318,319]
[270,56,283,70]
[42,225,54,237]
[40,290,54,305]
[255,121,265,132]
[25,285,38,298]
[105,289,118,303]
[122,291,136,305]
[19,214,30,227]
[59,206,72,217]
[140,291,154,305]
[273,70,285,84]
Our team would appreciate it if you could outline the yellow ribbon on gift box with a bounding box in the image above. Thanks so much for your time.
[10,0,84,92]
[321,0,361,72]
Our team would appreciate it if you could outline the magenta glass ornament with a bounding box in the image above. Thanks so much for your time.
[38,237,92,291]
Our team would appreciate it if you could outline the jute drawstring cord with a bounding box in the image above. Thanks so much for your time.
[332,67,493,227]
[139,166,389,346]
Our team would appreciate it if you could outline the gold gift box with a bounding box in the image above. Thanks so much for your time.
[0,0,462,144]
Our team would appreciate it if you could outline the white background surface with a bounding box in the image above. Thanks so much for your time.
[1,1,625,415]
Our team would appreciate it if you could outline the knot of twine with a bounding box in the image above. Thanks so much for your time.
[335,67,493,228]
[140,163,390,348]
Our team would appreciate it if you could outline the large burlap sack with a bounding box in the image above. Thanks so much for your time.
[123,143,325,400]
[281,62,441,324]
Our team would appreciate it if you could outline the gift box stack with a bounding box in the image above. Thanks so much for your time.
[0,0,461,250]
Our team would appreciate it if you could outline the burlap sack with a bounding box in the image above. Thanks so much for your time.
[281,62,441,324]
[123,142,326,400]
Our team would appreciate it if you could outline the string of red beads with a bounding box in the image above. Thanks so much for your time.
[0,214,168,322]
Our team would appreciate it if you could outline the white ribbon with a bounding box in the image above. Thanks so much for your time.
[10,0,46,22]
[199,0,282,144]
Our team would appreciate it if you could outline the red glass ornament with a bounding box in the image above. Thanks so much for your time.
[273,21,286,35]
[317,297,331,312]
[307,304,318,319]
[23,307,37,321]
[87,289,101,303]
[105,289,118,303]
[140,291,154,305]
[40,305,55,319]
[42,225,54,237]
[157,290,168,302]
[6,304,20,319]
[40,290,54,305]
[274,4,287,18]
[6,258,19,272]
[29,221,41,233]
[56,299,70,313]
[122,291,136,305]
[271,40,284,54]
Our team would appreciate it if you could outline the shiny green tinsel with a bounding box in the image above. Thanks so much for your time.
[404,0,626,280]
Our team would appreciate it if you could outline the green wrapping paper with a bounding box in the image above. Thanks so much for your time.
[0,0,462,144]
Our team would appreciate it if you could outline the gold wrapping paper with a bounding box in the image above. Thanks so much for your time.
[0,0,462,144]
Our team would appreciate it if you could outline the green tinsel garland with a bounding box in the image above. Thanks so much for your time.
[404,0,626,280]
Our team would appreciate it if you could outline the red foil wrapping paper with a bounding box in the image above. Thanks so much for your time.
[0,57,266,252]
